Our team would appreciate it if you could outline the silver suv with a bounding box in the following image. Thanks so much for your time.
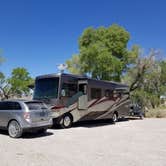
[0,100,53,138]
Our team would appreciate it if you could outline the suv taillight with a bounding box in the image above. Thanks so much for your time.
[24,112,31,122]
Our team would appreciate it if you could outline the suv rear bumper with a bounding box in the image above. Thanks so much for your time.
[22,119,53,131]
[22,124,52,132]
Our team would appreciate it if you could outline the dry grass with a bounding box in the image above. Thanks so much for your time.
[146,106,166,118]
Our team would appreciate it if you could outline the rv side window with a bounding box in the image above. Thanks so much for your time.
[62,83,77,97]
[113,90,121,98]
[91,88,102,99]
[105,89,111,97]
[122,89,130,95]
[114,89,129,97]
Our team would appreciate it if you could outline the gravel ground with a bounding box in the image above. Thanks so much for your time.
[0,118,166,166]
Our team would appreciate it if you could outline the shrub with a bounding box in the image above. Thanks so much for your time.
[146,106,166,118]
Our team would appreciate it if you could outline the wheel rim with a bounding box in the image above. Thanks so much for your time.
[8,121,20,137]
[113,113,117,122]
[63,116,71,127]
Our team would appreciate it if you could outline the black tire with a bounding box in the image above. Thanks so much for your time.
[60,114,73,129]
[8,120,23,138]
[139,115,144,120]
[112,112,118,123]
[52,118,61,128]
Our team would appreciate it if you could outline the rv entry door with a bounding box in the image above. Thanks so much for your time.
[78,80,88,110]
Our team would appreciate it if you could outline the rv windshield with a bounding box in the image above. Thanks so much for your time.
[34,77,59,99]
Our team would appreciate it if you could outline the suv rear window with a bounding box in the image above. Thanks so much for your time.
[25,102,48,110]
[0,102,21,110]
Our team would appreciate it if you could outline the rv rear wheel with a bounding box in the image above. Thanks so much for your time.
[112,112,118,123]
[60,114,73,129]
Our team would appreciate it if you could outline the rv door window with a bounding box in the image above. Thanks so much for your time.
[79,84,87,95]
[91,88,102,99]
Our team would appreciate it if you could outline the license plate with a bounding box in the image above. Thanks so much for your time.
[40,111,46,117]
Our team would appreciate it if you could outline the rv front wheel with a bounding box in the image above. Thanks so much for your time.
[60,114,73,128]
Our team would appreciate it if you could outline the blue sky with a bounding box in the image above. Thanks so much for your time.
[0,0,165,78]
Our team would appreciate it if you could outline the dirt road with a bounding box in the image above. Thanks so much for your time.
[0,118,166,166]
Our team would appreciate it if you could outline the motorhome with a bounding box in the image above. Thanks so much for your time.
[33,73,131,128]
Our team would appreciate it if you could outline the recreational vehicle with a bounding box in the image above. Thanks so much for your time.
[33,73,131,128]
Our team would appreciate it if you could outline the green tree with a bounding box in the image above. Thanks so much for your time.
[0,50,7,99]
[8,67,34,98]
[66,54,83,75]
[160,61,166,88]
[66,24,138,81]
[0,72,12,99]
[0,49,5,64]
[122,48,165,108]
[123,49,157,91]
[0,72,9,99]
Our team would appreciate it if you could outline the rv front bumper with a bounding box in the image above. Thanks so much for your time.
[52,111,63,118]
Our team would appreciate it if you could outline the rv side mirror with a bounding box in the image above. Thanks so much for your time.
[61,89,66,97]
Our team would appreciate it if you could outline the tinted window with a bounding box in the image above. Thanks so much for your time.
[79,84,87,95]
[0,102,5,110]
[91,88,102,99]
[12,102,22,110]
[114,89,129,97]
[25,102,48,110]
[105,89,111,97]
[62,83,77,97]
[0,102,21,110]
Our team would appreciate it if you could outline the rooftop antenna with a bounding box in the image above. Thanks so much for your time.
[57,64,68,74]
